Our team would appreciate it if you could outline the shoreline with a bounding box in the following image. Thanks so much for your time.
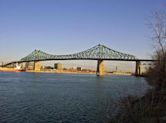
[0,67,134,76]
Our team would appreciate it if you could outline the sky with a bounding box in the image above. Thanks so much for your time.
[0,0,166,63]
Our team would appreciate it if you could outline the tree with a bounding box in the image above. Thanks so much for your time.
[147,9,166,89]
[149,10,166,52]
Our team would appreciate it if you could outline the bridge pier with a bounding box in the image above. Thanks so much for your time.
[135,61,141,76]
[96,59,105,76]
[33,61,41,71]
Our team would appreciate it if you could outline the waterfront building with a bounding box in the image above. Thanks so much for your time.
[77,67,82,71]
[54,63,63,70]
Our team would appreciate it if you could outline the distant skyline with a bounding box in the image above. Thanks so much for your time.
[0,0,166,62]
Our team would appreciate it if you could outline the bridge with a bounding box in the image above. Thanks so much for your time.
[0,44,155,76]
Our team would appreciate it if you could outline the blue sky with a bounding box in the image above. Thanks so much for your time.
[0,0,165,62]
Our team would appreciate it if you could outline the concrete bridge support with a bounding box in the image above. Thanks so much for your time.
[33,61,41,71]
[96,59,105,76]
[135,61,141,76]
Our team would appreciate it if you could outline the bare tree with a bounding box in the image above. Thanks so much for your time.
[149,10,166,53]
[147,9,166,89]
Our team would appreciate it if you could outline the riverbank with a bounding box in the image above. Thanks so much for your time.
[0,67,17,72]
[0,68,97,75]
[0,67,133,76]
[26,70,96,75]
[109,88,166,123]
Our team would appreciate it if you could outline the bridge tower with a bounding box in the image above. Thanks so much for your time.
[96,60,105,76]
[135,61,141,76]
[33,61,41,71]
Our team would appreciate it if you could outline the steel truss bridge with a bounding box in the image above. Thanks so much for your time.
[1,44,155,76]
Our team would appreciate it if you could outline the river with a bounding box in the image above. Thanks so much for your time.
[0,72,150,123]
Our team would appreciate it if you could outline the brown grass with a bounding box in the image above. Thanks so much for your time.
[108,89,166,123]
[146,50,166,90]
[108,50,166,123]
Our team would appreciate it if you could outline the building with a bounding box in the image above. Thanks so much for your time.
[77,67,82,71]
[54,63,63,70]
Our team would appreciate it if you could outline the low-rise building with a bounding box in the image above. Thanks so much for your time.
[54,63,63,70]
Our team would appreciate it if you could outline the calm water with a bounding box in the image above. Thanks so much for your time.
[0,72,150,123]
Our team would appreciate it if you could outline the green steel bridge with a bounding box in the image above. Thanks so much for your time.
[0,44,155,76]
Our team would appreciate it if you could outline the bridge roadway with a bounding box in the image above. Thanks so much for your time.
[0,58,155,76]
[0,44,156,76]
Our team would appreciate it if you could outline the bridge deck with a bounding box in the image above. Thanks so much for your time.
[0,44,155,67]
[0,58,155,67]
